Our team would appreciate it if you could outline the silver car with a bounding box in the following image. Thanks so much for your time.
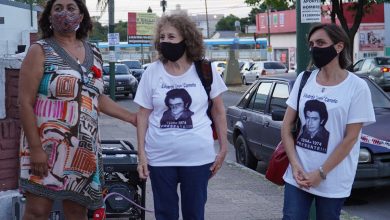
[242,61,287,85]
[353,56,390,90]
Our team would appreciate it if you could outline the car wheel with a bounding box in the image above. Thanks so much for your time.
[132,91,136,99]
[124,93,130,97]
[234,135,257,169]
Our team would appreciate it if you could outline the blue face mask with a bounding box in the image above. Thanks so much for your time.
[310,45,338,68]
[160,40,186,62]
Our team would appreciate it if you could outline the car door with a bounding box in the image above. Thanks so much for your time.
[353,59,364,72]
[242,81,273,160]
[246,62,258,83]
[261,81,290,163]
[358,59,375,75]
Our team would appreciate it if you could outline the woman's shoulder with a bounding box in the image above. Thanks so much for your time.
[143,61,162,74]
[347,71,369,86]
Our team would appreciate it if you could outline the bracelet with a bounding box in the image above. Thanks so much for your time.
[319,166,326,180]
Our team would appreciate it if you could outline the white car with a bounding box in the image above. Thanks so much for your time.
[239,60,254,84]
[212,61,226,77]
[242,61,287,85]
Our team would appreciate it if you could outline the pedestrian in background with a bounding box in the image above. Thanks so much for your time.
[281,23,375,220]
[18,0,136,219]
[135,13,228,220]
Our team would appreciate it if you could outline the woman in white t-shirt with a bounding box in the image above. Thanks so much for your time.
[134,14,228,220]
[281,23,375,220]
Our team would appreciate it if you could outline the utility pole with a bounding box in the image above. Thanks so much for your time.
[204,0,210,38]
[267,5,272,61]
[296,0,312,74]
[29,0,33,27]
[161,0,167,13]
[108,0,115,100]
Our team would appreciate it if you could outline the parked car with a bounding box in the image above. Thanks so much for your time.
[118,59,144,82]
[142,63,151,70]
[239,60,254,84]
[212,61,226,77]
[102,64,138,97]
[226,73,390,188]
[242,61,287,85]
[353,56,390,90]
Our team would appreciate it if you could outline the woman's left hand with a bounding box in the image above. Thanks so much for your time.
[301,170,322,188]
[210,150,227,178]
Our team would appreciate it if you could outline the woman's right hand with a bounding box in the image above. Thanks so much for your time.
[291,164,310,189]
[137,153,149,180]
[29,147,49,178]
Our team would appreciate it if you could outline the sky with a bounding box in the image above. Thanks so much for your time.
[86,0,253,24]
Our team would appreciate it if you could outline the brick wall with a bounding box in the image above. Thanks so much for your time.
[0,68,20,191]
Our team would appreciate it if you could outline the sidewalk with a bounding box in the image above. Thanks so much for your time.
[99,112,284,220]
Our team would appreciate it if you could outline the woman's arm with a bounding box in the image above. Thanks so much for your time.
[305,123,363,187]
[281,106,308,188]
[98,94,137,126]
[19,44,48,178]
[136,106,152,179]
[210,95,228,177]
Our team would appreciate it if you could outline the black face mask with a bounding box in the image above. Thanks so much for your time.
[160,41,186,62]
[310,45,338,68]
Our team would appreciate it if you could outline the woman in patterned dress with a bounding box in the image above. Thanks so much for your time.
[18,0,137,219]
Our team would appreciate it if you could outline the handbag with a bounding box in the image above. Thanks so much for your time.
[265,141,288,185]
[265,71,311,185]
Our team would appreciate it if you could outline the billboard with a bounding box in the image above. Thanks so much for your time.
[128,12,157,44]
[359,25,385,51]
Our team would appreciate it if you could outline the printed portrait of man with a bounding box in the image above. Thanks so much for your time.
[297,99,330,153]
[160,88,194,129]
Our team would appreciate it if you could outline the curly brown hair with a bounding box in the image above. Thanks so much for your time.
[39,0,92,39]
[154,13,205,62]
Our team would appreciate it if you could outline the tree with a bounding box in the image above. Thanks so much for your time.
[216,14,241,31]
[115,20,128,41]
[89,21,107,42]
[244,0,294,12]
[13,0,46,6]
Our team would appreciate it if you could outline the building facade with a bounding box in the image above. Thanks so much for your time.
[0,0,41,57]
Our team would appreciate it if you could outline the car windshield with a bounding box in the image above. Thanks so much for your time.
[122,61,142,69]
[217,62,226,68]
[375,57,390,66]
[103,65,129,75]
[264,62,286,69]
[363,78,390,108]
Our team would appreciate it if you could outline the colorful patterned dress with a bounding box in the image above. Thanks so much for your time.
[19,38,105,209]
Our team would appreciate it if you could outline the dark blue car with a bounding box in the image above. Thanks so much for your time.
[226,73,390,188]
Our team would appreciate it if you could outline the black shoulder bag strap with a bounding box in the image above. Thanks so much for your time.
[294,70,311,137]
[194,59,218,139]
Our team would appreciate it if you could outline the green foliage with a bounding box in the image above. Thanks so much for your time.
[114,20,128,42]
[216,14,241,31]
[13,0,46,6]
[244,0,294,11]
[90,20,130,42]
[90,21,107,42]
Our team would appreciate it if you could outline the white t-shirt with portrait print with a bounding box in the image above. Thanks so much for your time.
[134,60,227,166]
[283,69,376,198]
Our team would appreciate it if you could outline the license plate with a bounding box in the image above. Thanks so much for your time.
[116,87,124,91]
